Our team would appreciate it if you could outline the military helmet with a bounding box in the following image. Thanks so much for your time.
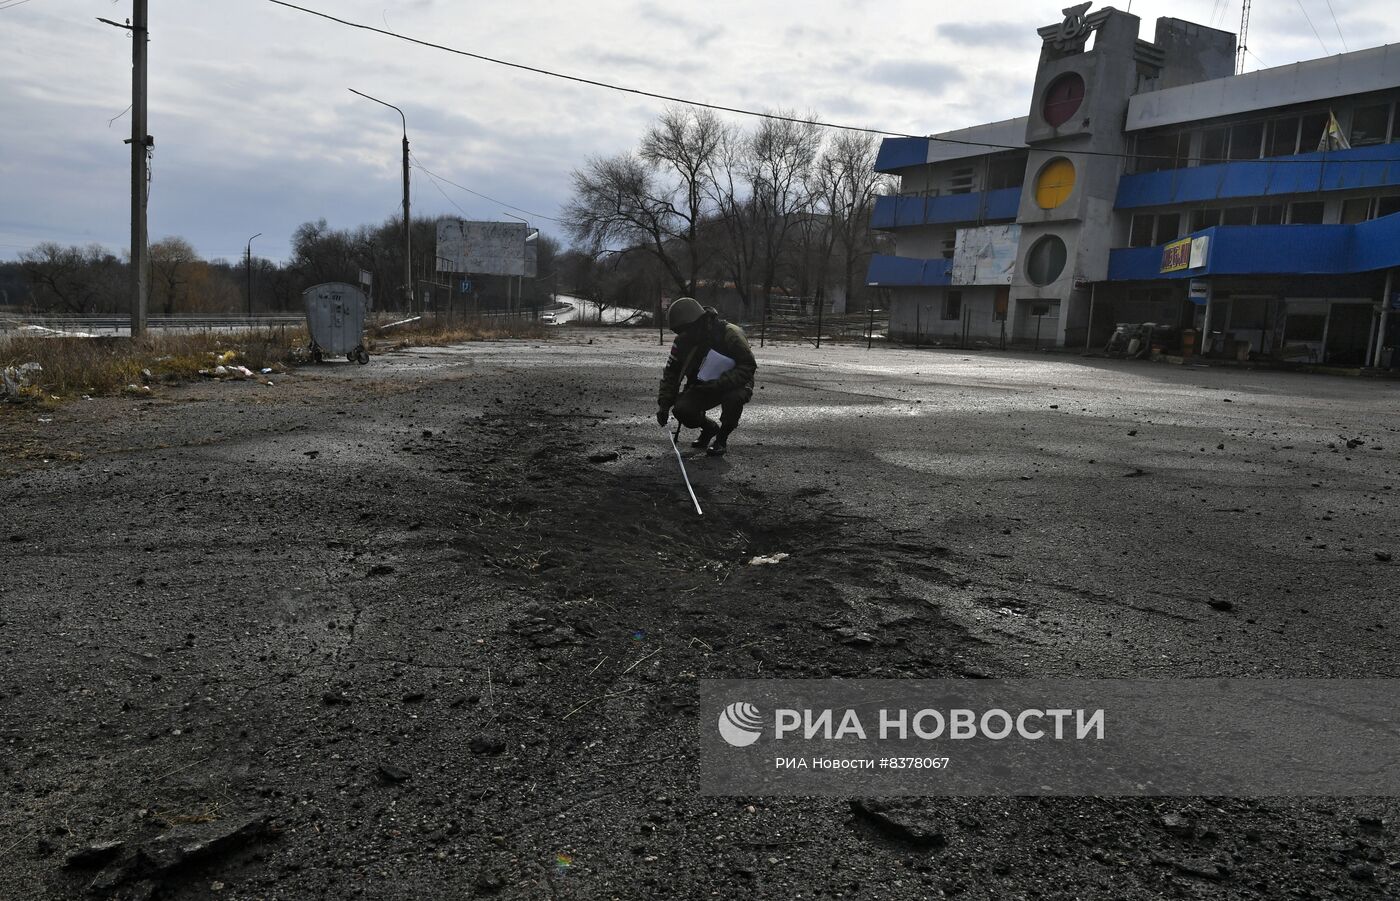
[667,297,705,333]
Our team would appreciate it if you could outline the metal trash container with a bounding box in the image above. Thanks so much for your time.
[303,282,370,364]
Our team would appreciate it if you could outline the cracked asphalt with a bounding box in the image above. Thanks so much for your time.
[2,329,1399,899]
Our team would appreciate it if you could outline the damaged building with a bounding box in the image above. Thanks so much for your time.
[868,3,1400,365]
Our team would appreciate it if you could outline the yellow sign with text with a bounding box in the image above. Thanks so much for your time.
[1160,238,1192,273]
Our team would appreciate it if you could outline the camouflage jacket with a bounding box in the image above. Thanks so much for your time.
[657,312,757,409]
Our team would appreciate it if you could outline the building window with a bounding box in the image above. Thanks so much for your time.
[1042,72,1086,127]
[1228,121,1264,160]
[1129,215,1155,248]
[1256,204,1285,225]
[1200,127,1228,164]
[941,237,956,260]
[1190,208,1222,232]
[1299,112,1329,152]
[1223,207,1254,226]
[1350,103,1392,146]
[948,167,975,195]
[1341,197,1373,223]
[986,154,1027,190]
[943,291,962,320]
[1034,158,1076,209]
[1265,117,1300,157]
[1286,313,1327,342]
[1155,213,1181,243]
[1377,196,1400,218]
[1135,131,1189,172]
[1025,235,1068,286]
[1289,201,1325,224]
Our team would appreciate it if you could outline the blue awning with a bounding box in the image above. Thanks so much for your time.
[1116,144,1400,209]
[1107,213,1400,280]
[871,188,1022,229]
[865,255,953,287]
[874,138,931,173]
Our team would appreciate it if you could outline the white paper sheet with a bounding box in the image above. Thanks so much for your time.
[696,349,736,382]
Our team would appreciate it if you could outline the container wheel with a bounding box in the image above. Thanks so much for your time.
[355,347,370,365]
[310,346,323,364]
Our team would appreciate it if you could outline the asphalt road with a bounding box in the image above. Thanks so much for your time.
[3,330,1398,899]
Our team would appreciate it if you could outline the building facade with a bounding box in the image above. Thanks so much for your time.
[869,4,1400,365]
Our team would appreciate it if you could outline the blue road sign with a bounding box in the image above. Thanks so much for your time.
[460,279,473,293]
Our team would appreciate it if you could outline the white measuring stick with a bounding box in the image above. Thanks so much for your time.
[663,423,704,516]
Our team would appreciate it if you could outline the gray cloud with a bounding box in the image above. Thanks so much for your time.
[865,60,964,93]
[5,0,1400,261]
[938,21,1036,46]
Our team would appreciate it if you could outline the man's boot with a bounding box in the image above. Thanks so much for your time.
[691,418,720,449]
[707,426,732,457]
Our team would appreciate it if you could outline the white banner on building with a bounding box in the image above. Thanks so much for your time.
[435,219,538,277]
[952,224,1020,286]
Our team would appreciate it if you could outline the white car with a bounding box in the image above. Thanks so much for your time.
[540,312,558,325]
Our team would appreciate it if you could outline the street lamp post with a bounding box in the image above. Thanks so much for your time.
[350,88,411,312]
[245,232,261,319]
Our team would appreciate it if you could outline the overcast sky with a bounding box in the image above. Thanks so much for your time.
[2,0,1395,263]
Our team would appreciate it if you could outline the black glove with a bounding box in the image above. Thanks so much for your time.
[656,408,670,426]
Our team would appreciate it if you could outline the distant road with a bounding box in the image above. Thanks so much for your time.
[0,296,651,337]
[0,315,304,338]
[554,294,648,325]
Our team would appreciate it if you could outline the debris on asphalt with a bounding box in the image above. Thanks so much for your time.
[469,734,506,756]
[1172,857,1229,881]
[587,451,620,463]
[378,763,412,783]
[2,361,42,400]
[85,816,274,896]
[748,553,789,565]
[849,800,947,849]
[63,840,125,869]
[1160,813,1196,838]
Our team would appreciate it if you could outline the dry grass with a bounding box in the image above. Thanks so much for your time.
[0,316,548,402]
[0,329,302,400]
[369,316,547,350]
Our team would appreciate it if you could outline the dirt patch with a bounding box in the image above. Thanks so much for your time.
[2,343,1396,899]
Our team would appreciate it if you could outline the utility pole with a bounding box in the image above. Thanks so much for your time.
[103,2,151,337]
[402,128,411,313]
[349,89,411,312]
[1236,0,1251,74]
[132,1,149,336]
[245,232,261,318]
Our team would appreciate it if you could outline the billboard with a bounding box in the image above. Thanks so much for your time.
[436,219,538,277]
[951,224,1019,286]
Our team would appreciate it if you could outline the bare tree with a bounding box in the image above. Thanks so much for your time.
[150,236,200,315]
[745,112,823,315]
[18,243,124,315]
[563,106,722,297]
[814,131,890,311]
[705,123,760,311]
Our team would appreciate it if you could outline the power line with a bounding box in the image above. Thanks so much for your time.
[267,0,1400,168]
[415,158,472,220]
[1323,0,1349,52]
[0,0,41,11]
[264,0,922,142]
[1294,0,1332,55]
[410,154,560,222]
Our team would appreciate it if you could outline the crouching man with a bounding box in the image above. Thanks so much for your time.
[656,297,756,457]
